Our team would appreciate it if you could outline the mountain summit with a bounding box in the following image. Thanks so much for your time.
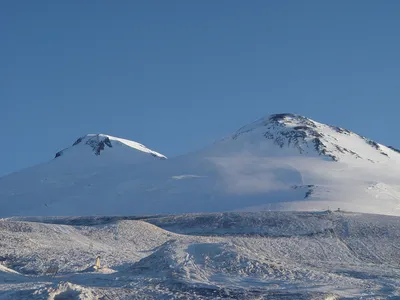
[55,134,166,160]
[1,113,399,217]
[226,113,399,163]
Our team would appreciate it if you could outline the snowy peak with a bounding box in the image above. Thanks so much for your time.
[2,112,400,218]
[55,134,167,160]
[230,113,399,163]
[233,113,320,139]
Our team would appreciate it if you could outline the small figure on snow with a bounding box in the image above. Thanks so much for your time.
[94,255,101,270]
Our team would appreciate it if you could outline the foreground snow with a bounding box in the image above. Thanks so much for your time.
[1,211,400,299]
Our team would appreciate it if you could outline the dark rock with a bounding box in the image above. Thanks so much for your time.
[389,146,400,154]
[72,137,83,146]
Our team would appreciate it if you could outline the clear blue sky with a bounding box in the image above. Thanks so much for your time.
[1,1,399,176]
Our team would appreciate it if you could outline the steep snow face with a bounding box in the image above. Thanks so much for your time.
[222,113,400,163]
[1,113,400,217]
[55,134,166,160]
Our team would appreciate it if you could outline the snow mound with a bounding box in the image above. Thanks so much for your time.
[43,282,97,300]
[0,219,174,275]
[131,239,297,282]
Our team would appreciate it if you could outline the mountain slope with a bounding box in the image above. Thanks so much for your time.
[1,113,400,217]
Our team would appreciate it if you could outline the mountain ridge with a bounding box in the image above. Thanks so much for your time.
[1,113,400,217]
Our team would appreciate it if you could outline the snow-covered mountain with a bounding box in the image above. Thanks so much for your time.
[55,133,167,161]
[1,113,400,217]
[226,113,398,163]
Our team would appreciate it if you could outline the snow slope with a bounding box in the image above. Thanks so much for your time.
[1,211,400,299]
[1,113,400,217]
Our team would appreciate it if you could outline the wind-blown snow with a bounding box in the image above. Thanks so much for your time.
[1,113,400,217]
[1,211,400,298]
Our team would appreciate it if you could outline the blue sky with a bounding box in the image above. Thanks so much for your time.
[1,1,399,176]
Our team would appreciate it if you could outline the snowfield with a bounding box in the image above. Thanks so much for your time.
[1,211,400,299]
